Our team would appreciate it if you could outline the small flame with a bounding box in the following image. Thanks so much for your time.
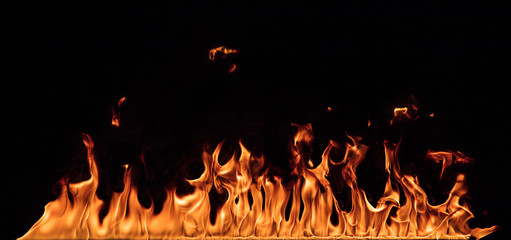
[209,46,239,73]
[228,63,236,73]
[394,107,408,116]
[117,96,127,106]
[390,96,419,126]
[209,46,239,61]
[111,97,126,127]
[391,107,412,126]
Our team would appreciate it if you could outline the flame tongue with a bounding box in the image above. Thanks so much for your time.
[20,122,497,239]
[209,46,239,73]
[20,134,99,239]
[111,97,126,127]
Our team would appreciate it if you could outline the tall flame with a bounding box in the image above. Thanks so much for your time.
[20,112,497,239]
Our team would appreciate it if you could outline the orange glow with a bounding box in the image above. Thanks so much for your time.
[20,109,497,240]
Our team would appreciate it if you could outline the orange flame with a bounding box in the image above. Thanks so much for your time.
[209,46,239,61]
[228,63,236,73]
[390,96,420,126]
[20,114,497,239]
[111,97,126,127]
[427,150,473,180]
[209,46,239,73]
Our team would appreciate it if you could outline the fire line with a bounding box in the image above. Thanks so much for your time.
[19,106,498,239]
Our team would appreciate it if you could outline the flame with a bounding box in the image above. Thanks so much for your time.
[208,46,239,61]
[228,63,236,73]
[20,113,497,239]
[391,96,420,126]
[111,97,126,127]
[390,107,415,126]
[427,150,473,180]
[209,46,239,73]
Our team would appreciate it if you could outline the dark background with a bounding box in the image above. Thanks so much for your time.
[3,0,509,239]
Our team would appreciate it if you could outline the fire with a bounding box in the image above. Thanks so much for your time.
[19,107,498,240]
[390,96,419,126]
[208,46,239,61]
[209,46,239,73]
[427,150,473,180]
[111,96,126,127]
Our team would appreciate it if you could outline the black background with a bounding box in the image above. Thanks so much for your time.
[3,0,509,239]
